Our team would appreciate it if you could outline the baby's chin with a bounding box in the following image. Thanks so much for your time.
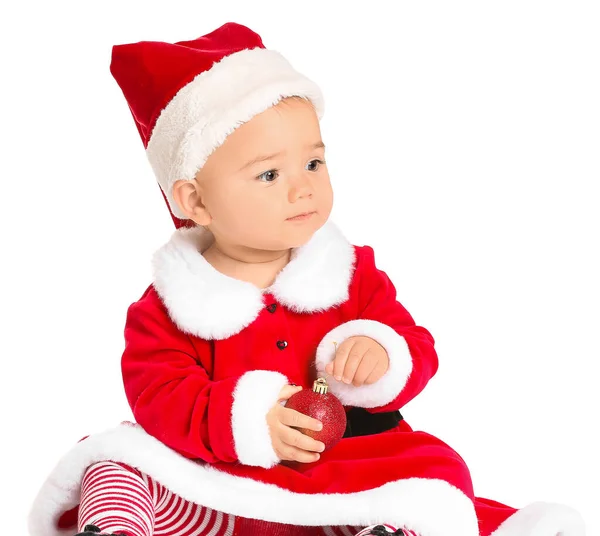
[251,218,326,251]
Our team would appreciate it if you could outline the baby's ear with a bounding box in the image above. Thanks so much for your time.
[172,179,211,225]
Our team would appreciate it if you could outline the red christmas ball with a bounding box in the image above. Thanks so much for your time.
[285,377,346,450]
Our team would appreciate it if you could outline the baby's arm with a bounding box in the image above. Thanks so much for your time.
[315,245,439,413]
[121,286,293,469]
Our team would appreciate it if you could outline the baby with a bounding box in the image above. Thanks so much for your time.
[28,21,584,536]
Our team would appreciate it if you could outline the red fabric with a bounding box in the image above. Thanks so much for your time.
[121,287,242,463]
[110,22,264,149]
[121,245,438,464]
[233,520,364,536]
[473,498,521,536]
[215,427,474,495]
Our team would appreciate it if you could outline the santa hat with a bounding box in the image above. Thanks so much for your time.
[110,22,325,226]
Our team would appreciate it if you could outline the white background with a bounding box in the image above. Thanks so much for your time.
[1,1,598,534]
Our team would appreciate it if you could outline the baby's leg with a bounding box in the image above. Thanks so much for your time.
[78,461,234,536]
[78,461,154,536]
[146,470,234,535]
[78,462,421,536]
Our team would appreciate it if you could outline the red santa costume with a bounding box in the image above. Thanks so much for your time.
[28,22,585,536]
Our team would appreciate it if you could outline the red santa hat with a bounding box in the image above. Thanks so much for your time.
[110,22,325,226]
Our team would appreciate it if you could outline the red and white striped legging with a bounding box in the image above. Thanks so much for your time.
[78,461,420,536]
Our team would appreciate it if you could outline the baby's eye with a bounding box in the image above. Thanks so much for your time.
[257,169,279,182]
[306,159,325,172]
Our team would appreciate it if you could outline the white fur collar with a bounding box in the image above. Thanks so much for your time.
[151,220,356,340]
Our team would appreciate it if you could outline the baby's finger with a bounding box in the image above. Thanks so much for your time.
[341,341,365,384]
[277,442,321,464]
[352,349,377,386]
[280,407,323,432]
[332,339,353,381]
[364,357,388,385]
[280,425,325,453]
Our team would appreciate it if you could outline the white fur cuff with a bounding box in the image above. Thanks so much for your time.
[231,370,290,468]
[315,319,412,408]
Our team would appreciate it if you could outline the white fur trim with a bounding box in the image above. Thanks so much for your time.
[269,218,356,314]
[151,224,263,340]
[145,47,325,219]
[490,501,585,536]
[151,220,356,340]
[28,423,480,536]
[315,319,412,408]
[231,370,289,468]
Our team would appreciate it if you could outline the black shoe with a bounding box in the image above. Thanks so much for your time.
[75,524,127,536]
[367,526,405,536]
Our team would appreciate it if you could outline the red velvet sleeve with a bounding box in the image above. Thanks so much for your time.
[121,286,289,468]
[315,245,439,413]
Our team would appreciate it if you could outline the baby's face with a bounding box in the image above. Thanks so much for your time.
[191,97,333,251]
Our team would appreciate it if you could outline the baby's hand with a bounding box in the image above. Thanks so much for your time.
[267,385,325,463]
[325,336,390,387]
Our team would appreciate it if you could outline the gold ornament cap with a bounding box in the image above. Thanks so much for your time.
[313,377,329,394]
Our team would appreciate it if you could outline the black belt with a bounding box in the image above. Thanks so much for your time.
[343,407,403,438]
